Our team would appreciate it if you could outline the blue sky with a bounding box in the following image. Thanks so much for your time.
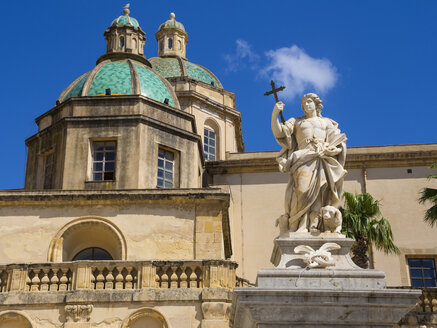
[1,0,436,189]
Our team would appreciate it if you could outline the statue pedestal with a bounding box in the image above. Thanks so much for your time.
[230,234,421,327]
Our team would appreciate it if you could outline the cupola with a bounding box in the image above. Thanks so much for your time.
[155,13,188,58]
[104,4,146,57]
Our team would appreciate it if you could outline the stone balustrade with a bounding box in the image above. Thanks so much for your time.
[394,287,437,327]
[0,260,237,293]
[416,287,437,313]
[91,265,138,290]
[27,265,73,292]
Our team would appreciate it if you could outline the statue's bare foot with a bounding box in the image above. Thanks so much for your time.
[296,225,308,233]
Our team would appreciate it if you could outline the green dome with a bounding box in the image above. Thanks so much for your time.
[158,13,185,33]
[111,15,140,28]
[59,60,177,107]
[149,57,222,88]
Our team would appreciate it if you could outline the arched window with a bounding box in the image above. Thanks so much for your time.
[0,311,33,328]
[47,217,127,262]
[159,41,163,52]
[204,127,216,160]
[72,247,113,261]
[177,40,182,50]
[168,38,173,49]
[119,36,125,49]
[121,308,169,328]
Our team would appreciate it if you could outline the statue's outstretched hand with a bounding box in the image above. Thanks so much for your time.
[273,101,284,114]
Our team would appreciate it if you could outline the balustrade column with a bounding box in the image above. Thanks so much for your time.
[40,268,50,291]
[125,267,133,289]
[180,267,188,288]
[115,267,124,290]
[50,270,59,291]
[170,266,178,288]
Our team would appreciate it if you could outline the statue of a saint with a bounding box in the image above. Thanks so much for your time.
[271,93,347,233]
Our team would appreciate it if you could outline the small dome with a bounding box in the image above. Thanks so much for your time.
[149,57,222,88]
[111,4,140,28]
[111,15,140,28]
[58,60,178,107]
[158,13,186,33]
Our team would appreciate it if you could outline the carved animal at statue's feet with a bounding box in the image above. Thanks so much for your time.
[275,214,289,236]
[321,205,342,233]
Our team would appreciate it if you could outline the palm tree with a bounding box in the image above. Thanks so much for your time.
[340,192,399,269]
[419,164,437,227]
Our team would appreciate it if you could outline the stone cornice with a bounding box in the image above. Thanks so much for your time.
[0,188,229,206]
[26,114,201,145]
[35,95,188,126]
[0,287,232,306]
[206,144,437,174]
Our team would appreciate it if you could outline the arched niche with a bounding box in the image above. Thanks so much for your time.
[121,308,169,328]
[47,217,127,262]
[203,118,221,161]
[0,311,33,328]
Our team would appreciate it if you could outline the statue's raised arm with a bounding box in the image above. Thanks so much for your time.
[271,102,286,139]
[272,93,347,236]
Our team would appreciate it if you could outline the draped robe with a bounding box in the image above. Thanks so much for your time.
[275,116,347,229]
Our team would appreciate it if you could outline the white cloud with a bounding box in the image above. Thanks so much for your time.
[263,45,338,100]
[224,39,259,72]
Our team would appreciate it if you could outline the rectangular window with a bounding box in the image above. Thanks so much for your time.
[408,258,437,287]
[204,128,216,160]
[157,148,174,188]
[92,141,116,181]
[43,152,54,189]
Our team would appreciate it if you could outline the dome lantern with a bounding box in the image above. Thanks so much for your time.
[104,4,146,57]
[155,13,188,59]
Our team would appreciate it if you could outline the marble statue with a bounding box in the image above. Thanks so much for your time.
[271,93,347,233]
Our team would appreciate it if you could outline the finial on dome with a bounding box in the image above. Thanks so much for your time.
[169,12,175,20]
[123,3,130,16]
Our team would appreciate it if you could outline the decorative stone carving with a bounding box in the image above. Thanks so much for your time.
[294,242,341,268]
[320,205,342,233]
[201,301,231,328]
[201,302,231,320]
[65,304,93,323]
[271,94,347,233]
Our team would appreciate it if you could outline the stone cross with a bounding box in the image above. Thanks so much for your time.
[264,80,286,123]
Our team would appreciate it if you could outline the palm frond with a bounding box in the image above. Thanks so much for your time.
[368,217,400,255]
[424,204,437,227]
[419,187,437,204]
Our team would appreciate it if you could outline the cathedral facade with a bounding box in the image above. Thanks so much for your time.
[0,7,436,328]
